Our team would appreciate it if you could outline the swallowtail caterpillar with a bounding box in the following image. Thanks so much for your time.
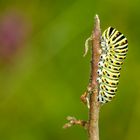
[84,27,128,105]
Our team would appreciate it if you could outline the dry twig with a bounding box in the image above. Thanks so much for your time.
[63,116,88,129]
[64,15,101,140]
[88,14,101,140]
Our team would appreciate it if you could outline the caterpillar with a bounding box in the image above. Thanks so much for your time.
[97,27,128,103]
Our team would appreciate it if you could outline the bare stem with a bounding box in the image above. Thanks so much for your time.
[63,15,101,140]
[88,15,101,140]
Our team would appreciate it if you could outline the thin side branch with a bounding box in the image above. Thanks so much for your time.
[88,15,101,140]
[63,116,88,129]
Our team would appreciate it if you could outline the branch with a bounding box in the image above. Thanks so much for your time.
[63,116,88,129]
[88,15,101,140]
[63,15,101,140]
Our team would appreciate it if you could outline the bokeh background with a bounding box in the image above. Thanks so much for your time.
[0,0,139,140]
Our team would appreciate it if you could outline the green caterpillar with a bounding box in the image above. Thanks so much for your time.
[97,27,128,103]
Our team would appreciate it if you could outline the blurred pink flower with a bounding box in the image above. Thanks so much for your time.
[0,12,31,61]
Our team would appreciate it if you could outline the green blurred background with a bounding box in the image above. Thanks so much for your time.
[0,0,139,140]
